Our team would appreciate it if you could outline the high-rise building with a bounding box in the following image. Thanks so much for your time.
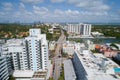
[25,29,48,71]
[2,39,28,70]
[0,56,9,80]
[2,29,48,71]
[0,41,13,80]
[63,23,91,36]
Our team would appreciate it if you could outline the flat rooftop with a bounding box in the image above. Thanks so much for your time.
[75,50,120,80]
[13,70,47,79]
[13,70,34,78]
[32,71,47,78]
[64,60,76,80]
[6,39,25,46]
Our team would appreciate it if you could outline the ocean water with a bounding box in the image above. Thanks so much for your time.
[81,38,120,44]
[101,38,120,43]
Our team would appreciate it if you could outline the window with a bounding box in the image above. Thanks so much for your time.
[44,51,46,52]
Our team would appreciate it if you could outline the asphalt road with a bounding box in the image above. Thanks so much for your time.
[53,30,66,80]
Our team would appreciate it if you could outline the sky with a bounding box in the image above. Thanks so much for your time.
[0,0,120,23]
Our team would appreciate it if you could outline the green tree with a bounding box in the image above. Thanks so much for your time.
[49,77,54,80]
[8,75,15,80]
[110,43,119,50]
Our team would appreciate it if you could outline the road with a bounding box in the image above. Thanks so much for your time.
[53,30,66,80]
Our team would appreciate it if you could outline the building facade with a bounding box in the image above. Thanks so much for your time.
[2,39,29,70]
[25,29,48,71]
[63,23,91,36]
[64,60,76,80]
[0,56,9,80]
[0,41,13,80]
[2,29,48,72]
[73,48,120,80]
[62,41,75,55]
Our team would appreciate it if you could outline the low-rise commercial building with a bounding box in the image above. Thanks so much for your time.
[64,60,76,80]
[62,41,85,55]
[85,40,95,50]
[62,41,75,55]
[49,41,56,51]
[48,28,54,34]
[73,47,120,80]
[91,32,104,37]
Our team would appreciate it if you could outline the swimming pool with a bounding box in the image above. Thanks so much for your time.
[114,68,120,73]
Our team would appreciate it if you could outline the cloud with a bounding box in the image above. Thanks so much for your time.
[51,0,65,3]
[68,0,110,12]
[54,9,108,18]
[80,11,108,16]
[0,12,5,17]
[2,2,13,11]
[54,9,80,18]
[20,0,44,4]
[0,7,114,23]
[0,4,119,23]
[13,9,33,23]
[65,9,80,15]
[33,6,48,15]
[54,9,79,15]
[19,3,26,11]
[10,3,34,22]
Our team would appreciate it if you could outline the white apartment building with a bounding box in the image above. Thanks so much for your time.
[73,47,120,80]
[0,56,9,80]
[25,29,48,71]
[62,41,75,55]
[85,40,95,50]
[0,44,13,80]
[2,29,48,72]
[62,41,84,55]
[2,39,29,70]
[64,23,91,36]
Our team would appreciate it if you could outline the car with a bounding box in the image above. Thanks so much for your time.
[58,55,61,58]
